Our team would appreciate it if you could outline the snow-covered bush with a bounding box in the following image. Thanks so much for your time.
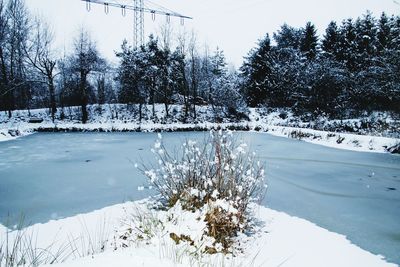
[141,130,267,252]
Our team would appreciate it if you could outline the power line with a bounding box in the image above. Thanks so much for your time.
[82,0,193,48]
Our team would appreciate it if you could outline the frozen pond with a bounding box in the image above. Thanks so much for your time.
[0,132,399,264]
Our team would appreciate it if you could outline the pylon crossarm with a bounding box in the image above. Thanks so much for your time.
[82,0,193,19]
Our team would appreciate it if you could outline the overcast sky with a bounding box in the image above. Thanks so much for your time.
[25,0,399,67]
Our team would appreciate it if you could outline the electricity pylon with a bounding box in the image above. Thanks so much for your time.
[82,0,192,48]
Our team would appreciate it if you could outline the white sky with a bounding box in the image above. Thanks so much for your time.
[25,0,399,67]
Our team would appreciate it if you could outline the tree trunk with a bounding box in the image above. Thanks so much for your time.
[151,82,155,119]
[0,49,13,119]
[48,76,56,122]
[191,58,197,120]
[80,73,88,124]
[182,70,189,121]
[139,102,143,122]
[6,85,14,119]
[164,83,169,118]
[164,102,169,118]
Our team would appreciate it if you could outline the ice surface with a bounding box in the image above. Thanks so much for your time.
[0,132,399,264]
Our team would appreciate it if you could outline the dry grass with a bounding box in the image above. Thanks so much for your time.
[0,217,70,267]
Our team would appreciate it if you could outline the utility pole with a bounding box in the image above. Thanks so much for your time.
[83,0,192,48]
[133,0,144,47]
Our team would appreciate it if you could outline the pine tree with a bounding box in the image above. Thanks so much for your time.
[389,15,400,50]
[273,24,303,50]
[211,47,227,77]
[170,47,188,109]
[116,40,135,104]
[300,22,319,60]
[240,34,273,107]
[339,19,358,70]
[210,47,229,111]
[199,46,213,103]
[322,21,340,59]
[203,47,228,108]
[240,13,400,116]
[377,12,391,52]
[116,40,147,120]
[354,12,378,67]
[143,34,161,118]
[159,46,174,117]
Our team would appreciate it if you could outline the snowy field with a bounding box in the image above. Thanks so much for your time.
[0,104,399,153]
[0,199,396,267]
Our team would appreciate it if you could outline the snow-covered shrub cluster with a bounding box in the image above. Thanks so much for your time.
[140,130,267,252]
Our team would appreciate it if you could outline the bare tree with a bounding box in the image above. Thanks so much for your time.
[69,29,103,123]
[158,22,173,51]
[26,17,58,121]
[0,0,30,117]
[0,0,10,116]
[201,44,213,105]
[188,31,199,119]
[176,30,190,119]
[158,23,174,118]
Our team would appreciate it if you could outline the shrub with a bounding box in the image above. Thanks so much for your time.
[140,130,267,252]
[289,130,312,140]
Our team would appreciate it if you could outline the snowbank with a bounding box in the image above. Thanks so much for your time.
[261,125,399,153]
[0,104,399,153]
[0,224,7,237]
[1,199,396,267]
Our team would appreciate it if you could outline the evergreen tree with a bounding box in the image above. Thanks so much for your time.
[273,24,303,50]
[304,58,349,117]
[354,12,378,68]
[116,40,139,104]
[211,47,227,76]
[389,15,400,50]
[300,22,319,60]
[158,46,174,117]
[377,12,391,52]
[209,47,229,111]
[212,68,245,119]
[143,34,162,117]
[269,48,304,108]
[198,47,213,103]
[201,47,228,108]
[116,40,148,120]
[339,19,358,70]
[240,12,400,116]
[170,47,189,112]
[240,34,273,107]
[322,21,341,59]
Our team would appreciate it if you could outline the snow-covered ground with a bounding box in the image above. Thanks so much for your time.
[258,125,398,153]
[1,107,399,266]
[1,104,398,153]
[0,199,396,267]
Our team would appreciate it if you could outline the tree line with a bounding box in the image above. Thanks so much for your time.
[240,12,400,118]
[116,30,243,122]
[0,0,113,123]
[0,0,398,123]
[0,0,243,123]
